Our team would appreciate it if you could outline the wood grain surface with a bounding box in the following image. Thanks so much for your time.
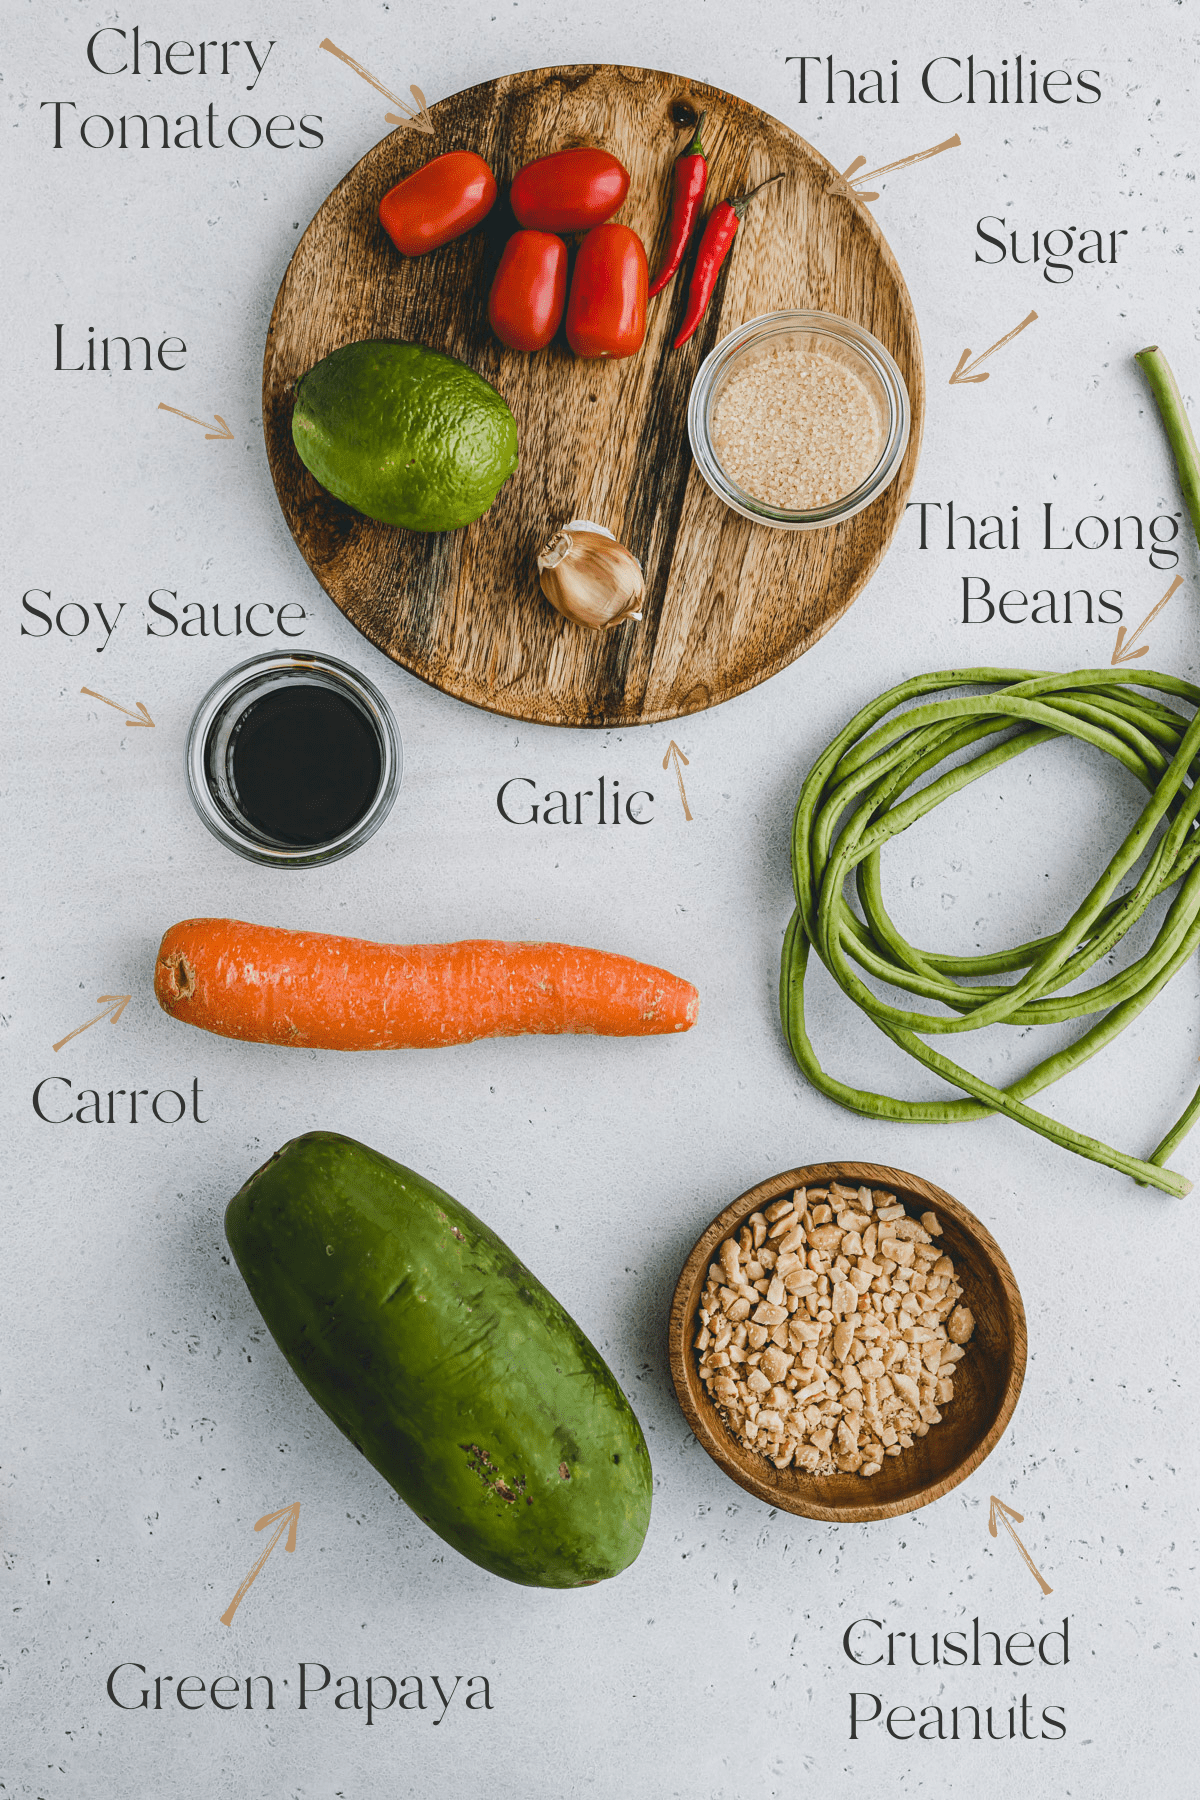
[263,65,924,727]
[668,1163,1026,1523]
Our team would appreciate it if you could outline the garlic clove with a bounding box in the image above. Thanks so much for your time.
[536,523,646,631]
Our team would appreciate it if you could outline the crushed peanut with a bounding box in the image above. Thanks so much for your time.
[694,1186,975,1480]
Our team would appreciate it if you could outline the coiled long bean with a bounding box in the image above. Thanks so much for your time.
[780,669,1200,1197]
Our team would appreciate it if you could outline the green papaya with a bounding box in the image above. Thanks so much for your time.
[224,1132,652,1587]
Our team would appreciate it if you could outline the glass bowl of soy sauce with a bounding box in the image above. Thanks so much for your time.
[186,652,401,866]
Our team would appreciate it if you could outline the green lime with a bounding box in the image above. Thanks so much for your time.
[291,340,519,532]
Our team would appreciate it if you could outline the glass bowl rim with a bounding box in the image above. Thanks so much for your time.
[687,308,911,529]
[185,649,402,867]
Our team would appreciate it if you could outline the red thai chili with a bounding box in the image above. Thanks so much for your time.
[647,111,708,300]
[672,173,784,349]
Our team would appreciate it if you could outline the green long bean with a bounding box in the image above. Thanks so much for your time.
[1136,347,1200,550]
[779,668,1200,1197]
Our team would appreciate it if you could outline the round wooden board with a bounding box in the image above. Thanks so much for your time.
[263,64,924,727]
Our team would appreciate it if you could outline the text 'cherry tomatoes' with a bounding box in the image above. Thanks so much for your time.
[488,231,568,353]
[510,147,630,234]
[379,151,497,257]
[565,224,648,361]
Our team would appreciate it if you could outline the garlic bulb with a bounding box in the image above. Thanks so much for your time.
[536,521,645,631]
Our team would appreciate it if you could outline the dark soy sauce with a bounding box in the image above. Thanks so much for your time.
[228,683,382,846]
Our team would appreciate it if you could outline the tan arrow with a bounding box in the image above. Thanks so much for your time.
[663,740,694,822]
[80,687,154,727]
[844,134,960,202]
[221,1503,301,1627]
[53,994,131,1054]
[950,311,1038,385]
[319,38,434,133]
[988,1495,1052,1594]
[158,402,233,441]
[384,85,434,133]
[1111,576,1183,665]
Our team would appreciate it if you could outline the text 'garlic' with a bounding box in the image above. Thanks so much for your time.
[537,522,645,631]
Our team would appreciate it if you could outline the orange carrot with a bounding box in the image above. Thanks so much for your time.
[154,918,699,1050]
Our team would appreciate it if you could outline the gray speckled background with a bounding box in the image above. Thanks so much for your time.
[4,2,1198,1795]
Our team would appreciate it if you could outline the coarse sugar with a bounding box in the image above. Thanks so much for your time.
[711,340,887,510]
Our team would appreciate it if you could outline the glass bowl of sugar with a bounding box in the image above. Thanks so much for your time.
[687,311,910,529]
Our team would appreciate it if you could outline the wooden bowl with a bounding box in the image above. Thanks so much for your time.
[668,1162,1026,1523]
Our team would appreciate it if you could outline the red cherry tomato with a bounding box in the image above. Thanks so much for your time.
[510,148,630,233]
[565,224,648,360]
[378,151,496,257]
[488,230,568,352]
